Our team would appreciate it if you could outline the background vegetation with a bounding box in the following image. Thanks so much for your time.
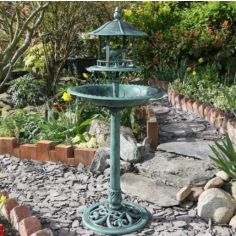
[0,1,235,144]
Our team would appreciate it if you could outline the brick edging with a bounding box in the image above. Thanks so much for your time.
[0,138,97,167]
[168,89,236,144]
[0,191,53,236]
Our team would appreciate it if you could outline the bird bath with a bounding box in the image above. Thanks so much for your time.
[68,7,165,235]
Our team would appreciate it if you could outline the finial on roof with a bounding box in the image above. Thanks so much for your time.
[113,6,122,20]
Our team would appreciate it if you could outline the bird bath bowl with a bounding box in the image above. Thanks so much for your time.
[68,84,165,108]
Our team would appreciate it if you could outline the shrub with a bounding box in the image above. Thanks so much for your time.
[8,74,47,108]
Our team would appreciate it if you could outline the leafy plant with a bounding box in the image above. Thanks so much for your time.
[210,133,236,179]
[24,43,45,75]
[8,74,46,108]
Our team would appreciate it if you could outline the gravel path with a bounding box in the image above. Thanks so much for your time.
[0,98,235,235]
[0,155,235,236]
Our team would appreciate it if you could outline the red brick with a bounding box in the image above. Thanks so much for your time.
[31,229,53,236]
[36,140,54,162]
[219,114,229,134]
[13,147,21,158]
[147,116,159,150]
[174,94,183,110]
[55,144,74,163]
[170,91,178,106]
[163,81,169,90]
[167,89,172,103]
[20,144,37,160]
[180,97,188,112]
[192,101,201,116]
[147,108,155,120]
[209,109,218,125]
[74,147,96,166]
[0,137,17,155]
[186,99,194,113]
[49,150,56,162]
[215,111,224,130]
[67,157,75,166]
[203,106,212,121]
[10,205,31,230]
[19,216,41,236]
[135,106,145,120]
[2,198,18,221]
[198,103,206,119]
[148,79,155,87]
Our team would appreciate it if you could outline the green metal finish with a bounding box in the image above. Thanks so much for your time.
[88,7,147,37]
[82,200,149,235]
[68,6,165,235]
[68,84,165,108]
[86,65,143,72]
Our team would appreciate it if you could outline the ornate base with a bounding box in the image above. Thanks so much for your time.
[82,201,149,235]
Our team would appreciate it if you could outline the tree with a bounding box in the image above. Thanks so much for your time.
[41,2,130,95]
[0,2,48,90]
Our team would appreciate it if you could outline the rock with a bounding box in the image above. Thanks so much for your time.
[120,132,140,163]
[142,137,151,153]
[148,105,170,115]
[90,147,109,174]
[229,215,236,228]
[216,171,231,182]
[160,122,206,137]
[136,151,216,188]
[176,186,192,202]
[231,182,236,200]
[121,173,178,207]
[188,187,204,202]
[157,139,215,160]
[204,177,225,190]
[120,160,131,173]
[0,93,12,105]
[89,119,140,162]
[197,188,236,224]
[88,120,110,147]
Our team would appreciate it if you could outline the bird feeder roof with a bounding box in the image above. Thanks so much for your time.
[88,7,147,37]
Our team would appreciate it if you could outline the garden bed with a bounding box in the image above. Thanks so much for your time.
[149,79,236,145]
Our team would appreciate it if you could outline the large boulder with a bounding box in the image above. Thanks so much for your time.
[89,120,141,163]
[197,188,236,224]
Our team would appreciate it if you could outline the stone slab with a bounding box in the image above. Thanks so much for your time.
[160,122,206,137]
[157,139,215,160]
[148,105,170,115]
[121,173,178,207]
[136,151,216,188]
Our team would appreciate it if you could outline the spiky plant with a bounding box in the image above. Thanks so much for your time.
[210,133,236,179]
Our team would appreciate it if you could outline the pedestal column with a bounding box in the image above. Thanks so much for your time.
[109,108,122,209]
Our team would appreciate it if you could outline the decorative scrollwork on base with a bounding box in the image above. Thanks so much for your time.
[87,201,144,229]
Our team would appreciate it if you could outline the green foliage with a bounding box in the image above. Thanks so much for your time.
[170,63,236,117]
[123,2,236,82]
[24,43,45,75]
[8,74,46,108]
[120,108,141,136]
[210,133,236,179]
[0,109,44,144]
